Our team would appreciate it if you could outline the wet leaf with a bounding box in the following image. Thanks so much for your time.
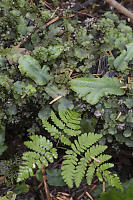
[18,55,51,85]
[70,77,124,105]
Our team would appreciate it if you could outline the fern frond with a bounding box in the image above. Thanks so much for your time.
[42,119,61,138]
[62,133,104,188]
[74,158,88,187]
[42,109,82,146]
[102,171,123,191]
[71,143,81,155]
[58,110,68,124]
[24,135,53,153]
[99,163,114,171]
[59,110,81,129]
[59,110,81,124]
[40,109,122,190]
[61,150,77,188]
[17,165,32,182]
[64,110,81,129]
[66,110,81,120]
[17,151,40,182]
[78,133,102,150]
[96,163,114,183]
[64,128,81,136]
[51,110,65,129]
[95,154,112,165]
[89,145,107,157]
[60,135,71,146]
[62,132,121,189]
[86,163,96,185]
[17,135,57,182]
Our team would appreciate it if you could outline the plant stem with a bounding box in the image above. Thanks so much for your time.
[41,164,51,200]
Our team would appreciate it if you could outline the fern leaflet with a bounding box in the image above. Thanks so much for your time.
[42,110,82,146]
[102,171,123,191]
[61,132,122,190]
[17,135,57,182]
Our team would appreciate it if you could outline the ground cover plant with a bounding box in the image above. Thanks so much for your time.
[0,0,133,199]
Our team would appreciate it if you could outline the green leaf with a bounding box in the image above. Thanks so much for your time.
[17,135,57,182]
[18,55,51,85]
[74,47,88,61]
[6,47,28,64]
[12,81,36,96]
[125,98,133,109]
[46,169,66,186]
[42,109,81,146]
[114,43,133,73]
[58,97,74,111]
[38,106,51,120]
[70,77,124,105]
[48,45,63,60]
[45,84,67,99]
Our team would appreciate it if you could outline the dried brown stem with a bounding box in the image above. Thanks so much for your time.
[41,164,51,200]
[104,0,133,23]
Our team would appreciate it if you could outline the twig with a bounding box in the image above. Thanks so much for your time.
[115,112,122,120]
[72,74,81,79]
[56,192,72,200]
[128,77,131,84]
[30,0,33,5]
[49,95,63,104]
[77,192,85,200]
[86,192,94,200]
[16,0,96,48]
[68,68,75,77]
[41,164,51,200]
[41,1,53,10]
[89,184,97,193]
[90,156,101,163]
[21,89,30,99]
[104,0,133,23]
[72,10,95,17]
[102,182,106,192]
[120,86,128,89]
[46,16,60,26]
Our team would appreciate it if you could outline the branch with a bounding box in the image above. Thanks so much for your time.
[104,0,133,23]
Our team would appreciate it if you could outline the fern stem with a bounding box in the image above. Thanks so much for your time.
[41,164,51,200]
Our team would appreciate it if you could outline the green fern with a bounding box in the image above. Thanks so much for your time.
[17,135,58,182]
[17,110,122,191]
[42,110,81,146]
[61,132,123,190]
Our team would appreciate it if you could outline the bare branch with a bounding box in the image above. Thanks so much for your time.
[104,0,133,23]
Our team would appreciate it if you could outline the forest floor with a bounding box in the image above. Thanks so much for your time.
[0,0,133,200]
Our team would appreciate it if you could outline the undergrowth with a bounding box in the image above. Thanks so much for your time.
[17,110,123,191]
[0,0,133,198]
